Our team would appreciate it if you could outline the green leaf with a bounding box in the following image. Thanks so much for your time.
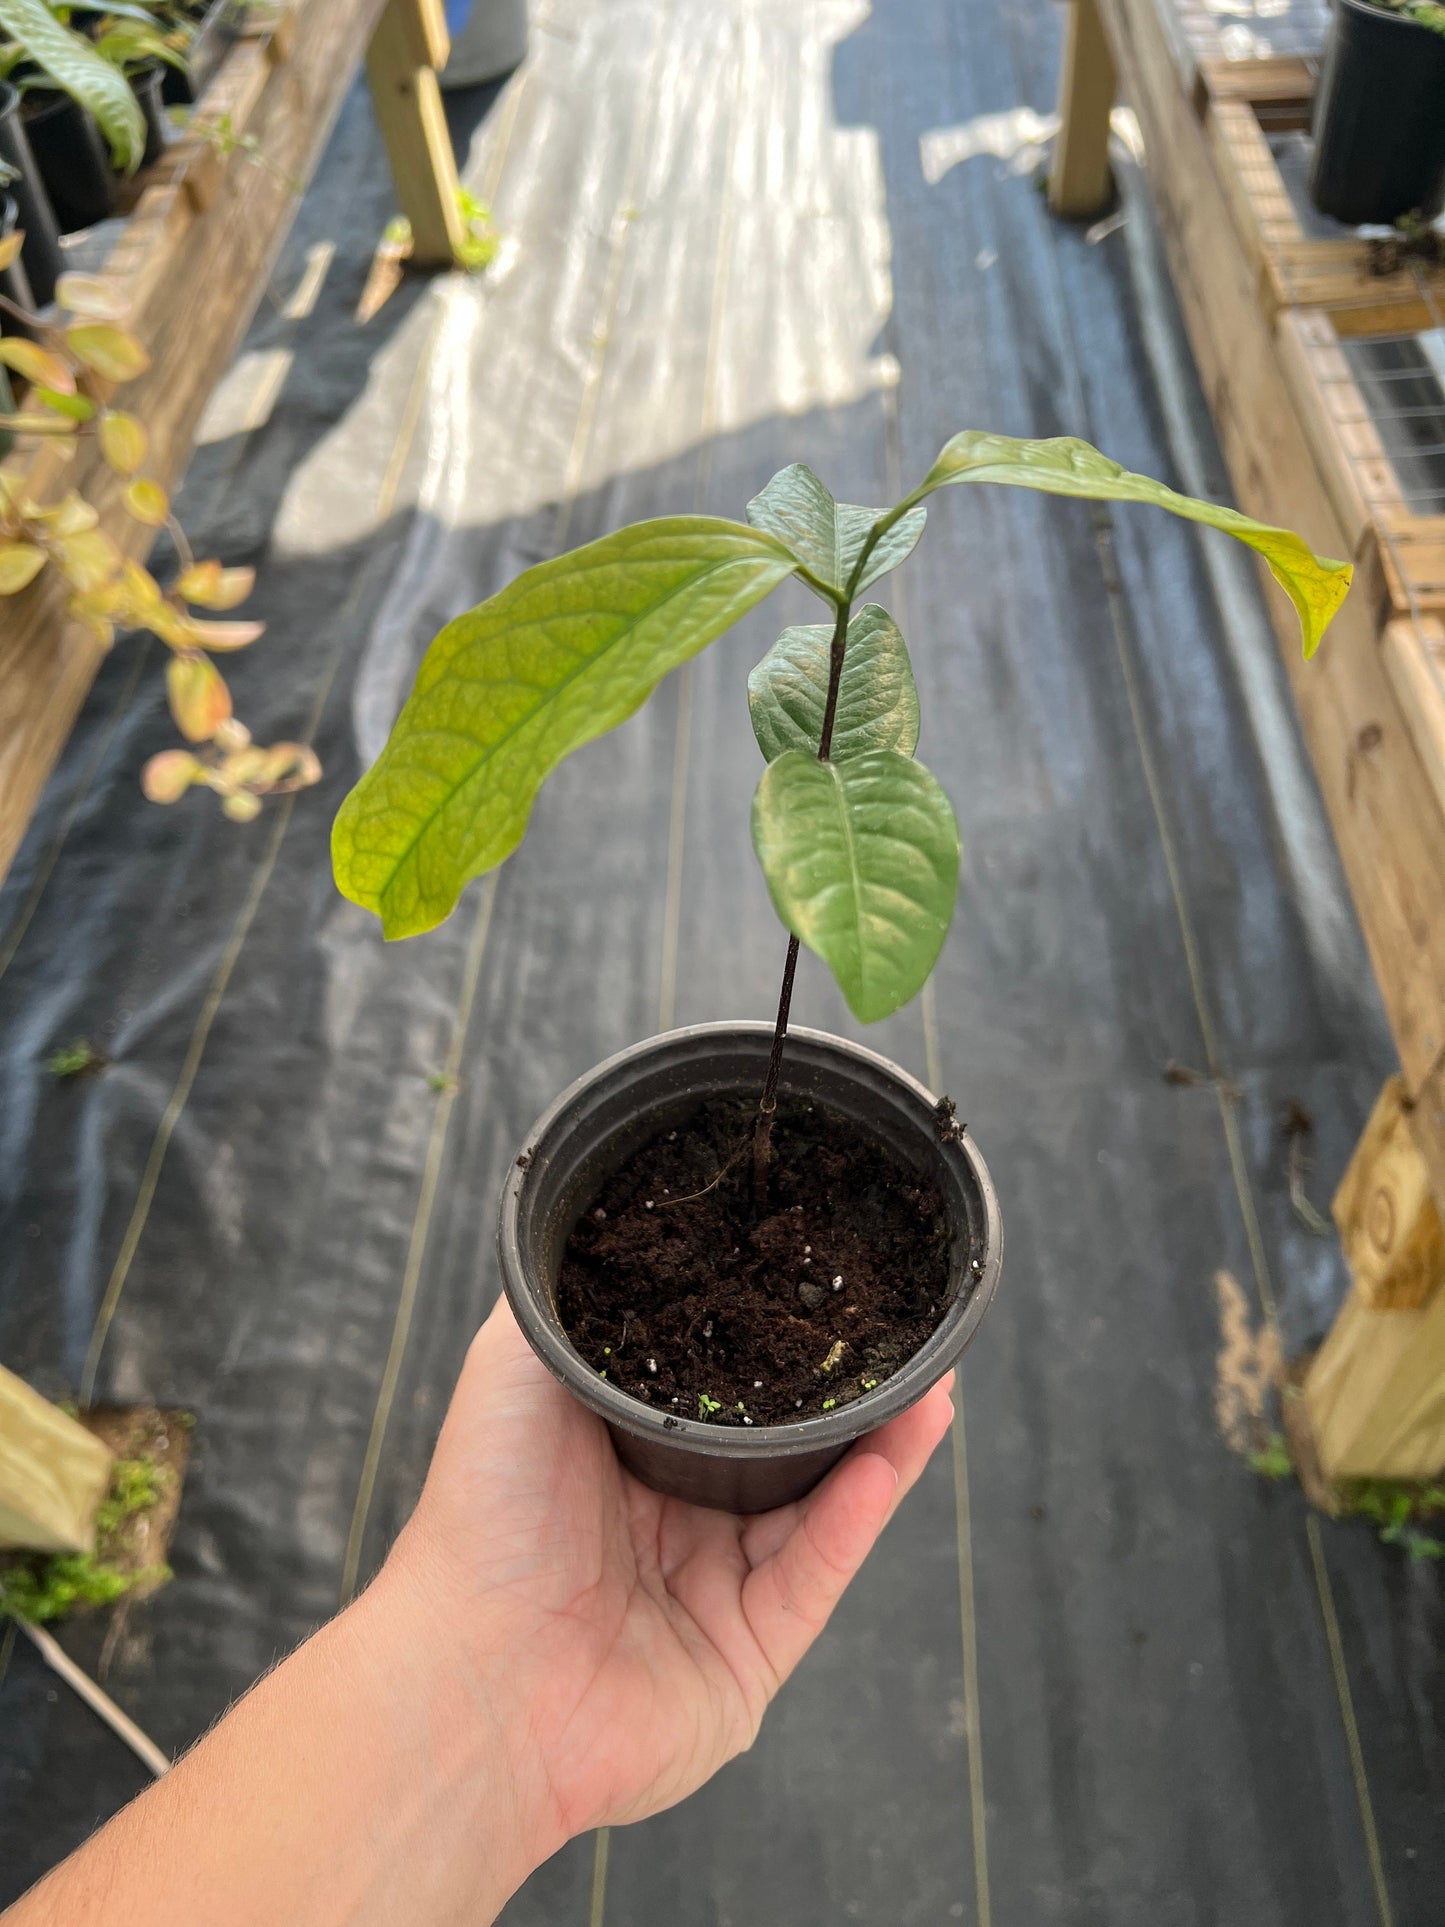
[333,518,797,938]
[749,604,920,762]
[909,432,1351,658]
[751,748,960,1022]
[746,463,927,600]
[0,0,146,171]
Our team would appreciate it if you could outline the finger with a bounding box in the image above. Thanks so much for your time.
[740,1371,955,1569]
[742,1451,900,1686]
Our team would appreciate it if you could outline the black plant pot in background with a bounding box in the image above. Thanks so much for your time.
[0,194,38,340]
[1309,0,1445,226]
[23,91,116,233]
[162,0,239,106]
[132,63,170,168]
[0,82,62,307]
[499,1024,1004,1513]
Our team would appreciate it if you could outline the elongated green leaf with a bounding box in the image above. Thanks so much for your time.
[746,463,927,600]
[334,518,796,938]
[749,604,920,763]
[0,0,146,171]
[752,749,960,1022]
[908,432,1350,657]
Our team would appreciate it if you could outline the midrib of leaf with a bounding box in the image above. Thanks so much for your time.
[368,552,785,908]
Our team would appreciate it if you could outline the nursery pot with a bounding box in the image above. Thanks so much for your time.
[0,194,37,342]
[0,82,62,308]
[163,0,240,106]
[1309,0,1445,226]
[498,1023,1003,1513]
[23,92,115,233]
[132,64,170,169]
[442,0,530,88]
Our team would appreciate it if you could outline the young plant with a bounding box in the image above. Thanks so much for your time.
[332,432,1351,1164]
[0,253,321,818]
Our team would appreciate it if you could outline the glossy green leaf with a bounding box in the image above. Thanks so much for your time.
[908,432,1351,657]
[751,748,960,1022]
[0,0,145,171]
[333,517,797,938]
[748,604,920,763]
[746,463,927,600]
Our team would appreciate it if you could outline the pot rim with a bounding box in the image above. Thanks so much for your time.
[497,1021,1003,1464]
[1337,0,1442,30]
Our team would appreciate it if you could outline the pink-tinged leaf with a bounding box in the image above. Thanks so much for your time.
[166,651,232,742]
[43,492,100,536]
[142,748,204,803]
[65,323,151,383]
[123,478,169,527]
[186,616,264,652]
[0,339,76,394]
[256,742,322,790]
[98,410,147,476]
[54,527,122,593]
[174,559,255,609]
[0,543,46,594]
[56,272,130,321]
[221,789,263,822]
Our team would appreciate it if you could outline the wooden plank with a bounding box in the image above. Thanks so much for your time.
[0,1362,113,1554]
[1332,1076,1444,1311]
[1381,616,1445,826]
[1198,54,1316,107]
[1049,0,1118,219]
[0,0,388,887]
[1306,1278,1445,1478]
[365,0,463,268]
[1096,0,1445,1183]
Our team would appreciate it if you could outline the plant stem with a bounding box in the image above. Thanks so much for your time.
[753,591,851,1206]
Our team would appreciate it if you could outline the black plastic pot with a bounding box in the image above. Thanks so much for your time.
[132,64,170,169]
[0,82,62,308]
[1309,0,1445,226]
[23,91,115,234]
[0,194,37,342]
[499,1024,1004,1513]
[163,0,239,107]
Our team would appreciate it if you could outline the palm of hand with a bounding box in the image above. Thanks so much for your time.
[403,1301,953,1843]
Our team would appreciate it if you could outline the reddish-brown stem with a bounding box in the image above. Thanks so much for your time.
[752,592,851,1207]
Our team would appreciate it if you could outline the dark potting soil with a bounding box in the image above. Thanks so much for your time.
[557,1095,956,1427]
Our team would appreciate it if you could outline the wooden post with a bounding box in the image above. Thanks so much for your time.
[1048,0,1118,219]
[1305,1078,1445,1479]
[365,0,465,267]
[0,1364,114,1554]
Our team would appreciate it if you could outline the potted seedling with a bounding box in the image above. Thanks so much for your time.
[1310,0,1445,226]
[332,433,1351,1511]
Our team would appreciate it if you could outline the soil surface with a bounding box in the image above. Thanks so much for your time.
[558,1095,959,1426]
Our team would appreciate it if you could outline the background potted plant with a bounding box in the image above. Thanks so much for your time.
[0,0,148,231]
[0,69,60,302]
[1309,0,1445,226]
[332,434,1352,1512]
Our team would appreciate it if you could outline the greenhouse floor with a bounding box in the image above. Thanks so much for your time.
[1,0,1442,1920]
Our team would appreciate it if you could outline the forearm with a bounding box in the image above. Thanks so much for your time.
[6,1556,555,1927]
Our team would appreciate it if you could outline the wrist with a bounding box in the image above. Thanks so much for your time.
[342,1533,568,1903]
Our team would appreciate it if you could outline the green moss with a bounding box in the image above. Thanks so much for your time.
[0,1454,173,1624]
[1247,1433,1293,1480]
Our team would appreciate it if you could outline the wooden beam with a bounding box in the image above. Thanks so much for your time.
[0,0,389,889]
[1307,1284,1445,1480]
[1049,0,1118,219]
[0,1363,113,1554]
[365,0,464,268]
[1332,1077,1444,1312]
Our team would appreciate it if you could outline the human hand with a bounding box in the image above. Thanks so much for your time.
[383,1296,955,1860]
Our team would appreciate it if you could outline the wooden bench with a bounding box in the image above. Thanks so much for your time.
[0,0,466,883]
[1050,0,1445,1481]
